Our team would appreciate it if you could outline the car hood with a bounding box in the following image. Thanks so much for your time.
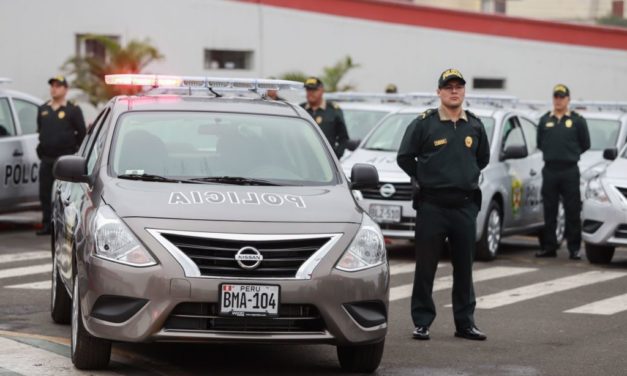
[342,149,403,174]
[102,180,362,223]
[603,157,627,181]
[579,151,605,173]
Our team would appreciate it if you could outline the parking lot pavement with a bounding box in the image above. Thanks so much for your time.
[1,221,626,375]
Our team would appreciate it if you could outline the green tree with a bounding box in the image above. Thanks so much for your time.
[63,35,164,107]
[277,55,360,92]
[597,16,627,28]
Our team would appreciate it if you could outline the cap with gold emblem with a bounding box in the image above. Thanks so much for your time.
[553,84,570,98]
[304,77,323,90]
[385,83,398,94]
[48,75,68,87]
[438,69,466,88]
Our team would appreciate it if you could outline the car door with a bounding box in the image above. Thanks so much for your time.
[0,96,24,211]
[517,116,544,226]
[499,116,530,230]
[11,97,41,206]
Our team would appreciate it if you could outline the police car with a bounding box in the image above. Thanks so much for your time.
[581,144,627,264]
[342,99,566,260]
[0,78,43,213]
[49,75,388,372]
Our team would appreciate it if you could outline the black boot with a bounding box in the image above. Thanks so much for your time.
[36,223,51,236]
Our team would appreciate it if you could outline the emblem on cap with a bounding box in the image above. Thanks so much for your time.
[465,136,473,148]
[380,183,396,198]
[442,69,463,80]
[235,247,263,270]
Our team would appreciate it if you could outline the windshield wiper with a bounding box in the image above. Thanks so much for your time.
[189,176,281,186]
[117,173,191,183]
[365,147,395,152]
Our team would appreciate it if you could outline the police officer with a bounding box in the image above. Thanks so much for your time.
[397,69,490,341]
[36,75,86,235]
[385,83,398,94]
[301,77,349,158]
[536,84,590,260]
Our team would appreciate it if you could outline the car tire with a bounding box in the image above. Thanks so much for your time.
[476,200,502,261]
[50,232,71,324]
[71,275,111,370]
[337,340,385,373]
[585,243,615,264]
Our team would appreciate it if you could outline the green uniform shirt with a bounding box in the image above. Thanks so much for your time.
[300,100,349,158]
[397,107,490,191]
[536,110,590,163]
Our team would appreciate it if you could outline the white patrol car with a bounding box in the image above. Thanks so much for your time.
[0,78,43,213]
[343,100,566,260]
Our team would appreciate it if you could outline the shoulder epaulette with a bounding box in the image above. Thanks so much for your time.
[571,110,580,117]
[419,108,436,120]
[542,111,551,118]
[330,101,340,110]
[465,110,480,120]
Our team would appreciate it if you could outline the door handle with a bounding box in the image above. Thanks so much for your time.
[530,169,537,176]
[12,149,23,157]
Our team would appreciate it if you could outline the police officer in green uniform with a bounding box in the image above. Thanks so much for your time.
[535,84,590,259]
[36,75,86,235]
[300,77,349,158]
[397,69,490,341]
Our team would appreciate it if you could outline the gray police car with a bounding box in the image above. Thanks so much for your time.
[49,75,388,373]
[343,103,565,260]
[0,78,43,213]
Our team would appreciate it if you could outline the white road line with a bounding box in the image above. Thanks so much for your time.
[390,266,537,302]
[475,271,627,309]
[0,336,121,375]
[390,262,447,276]
[565,293,627,315]
[5,280,51,290]
[0,264,51,280]
[0,251,49,265]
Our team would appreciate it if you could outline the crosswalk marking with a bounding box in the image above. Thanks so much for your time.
[475,271,627,309]
[565,293,627,315]
[390,266,537,302]
[390,262,447,276]
[0,264,51,281]
[0,251,49,265]
[5,281,51,290]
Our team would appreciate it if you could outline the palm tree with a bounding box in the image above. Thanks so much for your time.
[277,55,360,92]
[63,35,164,107]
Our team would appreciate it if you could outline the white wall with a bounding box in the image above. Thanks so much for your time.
[1,0,626,115]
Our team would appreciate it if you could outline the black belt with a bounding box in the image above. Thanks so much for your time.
[545,161,578,169]
[419,188,475,208]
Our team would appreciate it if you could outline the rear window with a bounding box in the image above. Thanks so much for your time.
[111,112,336,185]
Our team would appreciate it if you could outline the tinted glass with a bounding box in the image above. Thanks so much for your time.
[518,117,538,153]
[342,109,388,140]
[363,114,418,151]
[13,99,39,135]
[586,119,621,151]
[0,98,16,137]
[502,117,525,150]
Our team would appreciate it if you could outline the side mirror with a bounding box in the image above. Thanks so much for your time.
[350,163,379,190]
[500,145,528,161]
[53,156,90,183]
[346,139,361,152]
[603,147,618,161]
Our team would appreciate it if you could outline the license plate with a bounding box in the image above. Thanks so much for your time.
[369,204,401,223]
[220,284,279,317]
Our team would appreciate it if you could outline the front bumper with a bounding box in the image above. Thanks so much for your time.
[582,198,627,247]
[77,219,389,346]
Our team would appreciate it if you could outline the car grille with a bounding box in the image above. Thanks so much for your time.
[164,303,325,333]
[361,182,413,201]
[161,233,329,278]
[615,224,627,239]
[615,186,627,200]
[378,216,416,232]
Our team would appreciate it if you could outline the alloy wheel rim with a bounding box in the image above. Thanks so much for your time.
[487,209,501,256]
[71,277,78,355]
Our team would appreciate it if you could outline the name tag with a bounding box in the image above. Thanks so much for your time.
[434,138,448,147]
[546,122,554,128]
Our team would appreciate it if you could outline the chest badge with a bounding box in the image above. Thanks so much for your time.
[315,116,322,124]
[434,138,447,147]
[465,136,473,148]
[546,122,554,128]
[58,111,66,120]
[565,119,573,128]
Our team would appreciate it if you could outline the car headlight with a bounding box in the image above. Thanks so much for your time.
[336,215,386,272]
[92,205,157,267]
[584,177,609,203]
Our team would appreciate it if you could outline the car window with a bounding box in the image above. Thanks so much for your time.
[80,108,109,157]
[518,117,538,154]
[586,118,621,151]
[86,109,111,175]
[478,116,495,145]
[0,98,16,137]
[341,109,388,141]
[111,112,336,185]
[501,117,526,151]
[12,99,38,135]
[363,113,417,151]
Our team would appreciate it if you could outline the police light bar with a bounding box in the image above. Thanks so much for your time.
[0,77,12,84]
[325,92,412,102]
[571,101,627,112]
[104,74,303,92]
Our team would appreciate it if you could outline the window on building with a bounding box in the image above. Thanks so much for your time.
[75,34,120,64]
[612,1,624,18]
[494,0,507,14]
[204,49,254,70]
[473,78,506,90]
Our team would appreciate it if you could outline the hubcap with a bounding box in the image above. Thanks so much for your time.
[556,204,565,243]
[51,253,57,308]
[71,277,78,355]
[487,209,502,256]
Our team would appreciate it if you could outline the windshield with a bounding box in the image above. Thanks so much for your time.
[342,109,389,140]
[111,112,336,185]
[586,119,621,151]
[363,113,495,152]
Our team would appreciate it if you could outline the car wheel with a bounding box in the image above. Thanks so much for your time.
[585,243,615,264]
[476,201,502,261]
[337,340,384,373]
[71,275,111,370]
[50,232,71,324]
[537,201,566,248]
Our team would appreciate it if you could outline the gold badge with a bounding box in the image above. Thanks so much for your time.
[546,122,554,128]
[41,110,49,116]
[565,119,573,128]
[58,111,65,119]
[315,116,322,124]
[465,136,473,148]
[434,138,447,147]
